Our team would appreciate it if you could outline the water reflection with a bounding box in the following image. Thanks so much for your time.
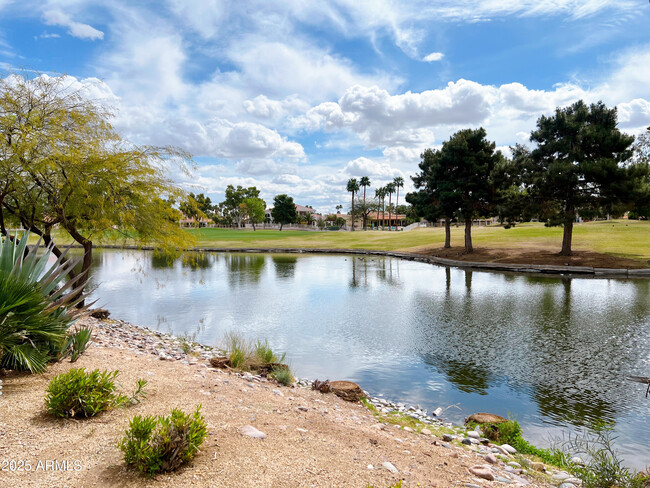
[271,255,297,280]
[83,250,650,469]
[225,254,266,286]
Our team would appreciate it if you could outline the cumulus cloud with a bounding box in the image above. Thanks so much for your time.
[343,157,404,179]
[42,10,104,40]
[423,52,444,62]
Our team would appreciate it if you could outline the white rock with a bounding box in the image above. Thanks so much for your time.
[382,461,399,474]
[272,389,284,396]
[501,443,517,454]
[432,407,443,416]
[367,464,374,470]
[240,425,266,439]
[467,431,480,439]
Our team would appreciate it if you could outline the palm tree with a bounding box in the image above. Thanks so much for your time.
[374,187,385,230]
[359,176,371,230]
[393,176,404,226]
[386,182,395,231]
[346,178,360,231]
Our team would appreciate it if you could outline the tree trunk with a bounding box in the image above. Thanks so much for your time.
[444,218,451,248]
[252,222,256,231]
[464,217,473,253]
[279,223,283,231]
[351,192,355,231]
[362,187,366,230]
[388,194,392,231]
[560,218,574,256]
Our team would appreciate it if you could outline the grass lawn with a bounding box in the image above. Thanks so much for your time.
[187,220,650,261]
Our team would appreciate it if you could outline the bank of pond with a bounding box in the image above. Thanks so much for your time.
[80,249,650,469]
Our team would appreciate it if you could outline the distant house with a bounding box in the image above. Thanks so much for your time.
[265,203,321,227]
[179,216,214,228]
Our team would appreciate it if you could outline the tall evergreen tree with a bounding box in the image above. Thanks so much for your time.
[528,100,635,255]
[346,178,360,231]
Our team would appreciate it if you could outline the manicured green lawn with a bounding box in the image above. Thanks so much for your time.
[186,220,650,261]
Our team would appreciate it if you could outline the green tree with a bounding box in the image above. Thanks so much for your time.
[346,178,360,231]
[359,176,371,229]
[221,185,261,228]
[528,101,635,255]
[628,128,650,219]
[0,75,191,291]
[241,197,266,231]
[271,194,297,230]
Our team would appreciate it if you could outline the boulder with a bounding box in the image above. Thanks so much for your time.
[329,381,365,402]
[465,413,508,425]
[469,465,495,481]
[90,308,110,319]
[209,356,231,368]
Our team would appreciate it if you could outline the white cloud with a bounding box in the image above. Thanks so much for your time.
[343,157,404,179]
[423,52,444,62]
[42,10,104,40]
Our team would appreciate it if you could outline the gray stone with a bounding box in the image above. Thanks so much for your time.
[240,425,266,439]
[552,471,572,481]
[442,434,454,442]
[559,484,577,488]
[461,438,473,445]
[467,431,480,439]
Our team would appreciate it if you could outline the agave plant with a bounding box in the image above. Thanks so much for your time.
[0,234,90,373]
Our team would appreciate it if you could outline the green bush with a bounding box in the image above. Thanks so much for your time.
[45,368,146,418]
[120,406,208,476]
[254,339,286,365]
[270,365,293,386]
[224,332,250,369]
[0,234,88,373]
[62,326,93,363]
[566,425,648,488]
[480,419,569,468]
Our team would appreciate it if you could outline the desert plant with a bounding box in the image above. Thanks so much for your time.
[119,406,208,476]
[254,339,286,365]
[62,326,93,363]
[566,425,647,488]
[224,332,250,369]
[0,234,89,373]
[45,368,146,418]
[270,365,293,386]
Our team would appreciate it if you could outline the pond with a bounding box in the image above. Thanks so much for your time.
[85,250,650,468]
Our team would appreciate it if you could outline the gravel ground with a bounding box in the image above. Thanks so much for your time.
[0,316,563,488]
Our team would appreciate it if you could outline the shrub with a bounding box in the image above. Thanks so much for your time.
[223,332,250,369]
[566,425,648,488]
[480,419,569,467]
[0,234,88,373]
[120,406,208,476]
[62,326,93,363]
[45,368,146,418]
[254,339,286,365]
[270,365,293,386]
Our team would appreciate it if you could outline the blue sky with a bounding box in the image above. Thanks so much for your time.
[1,0,649,212]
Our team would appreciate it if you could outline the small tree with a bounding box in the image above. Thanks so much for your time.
[0,74,192,293]
[528,101,635,255]
[271,194,297,230]
[242,197,266,231]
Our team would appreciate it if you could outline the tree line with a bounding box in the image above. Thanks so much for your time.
[345,176,417,230]
[406,101,650,255]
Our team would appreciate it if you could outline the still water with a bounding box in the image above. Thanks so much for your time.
[86,250,650,468]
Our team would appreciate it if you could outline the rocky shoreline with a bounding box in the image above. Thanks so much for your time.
[85,314,577,487]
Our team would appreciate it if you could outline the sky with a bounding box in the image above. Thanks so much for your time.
[1,0,650,213]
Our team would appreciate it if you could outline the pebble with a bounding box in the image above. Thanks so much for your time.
[272,389,284,396]
[420,428,432,436]
[468,465,495,481]
[240,425,266,439]
[382,461,399,474]
[484,454,497,464]
[500,443,517,454]
[559,484,577,488]
[442,434,454,442]
[552,472,572,481]
[467,431,480,439]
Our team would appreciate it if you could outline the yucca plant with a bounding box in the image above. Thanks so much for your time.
[0,233,90,373]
